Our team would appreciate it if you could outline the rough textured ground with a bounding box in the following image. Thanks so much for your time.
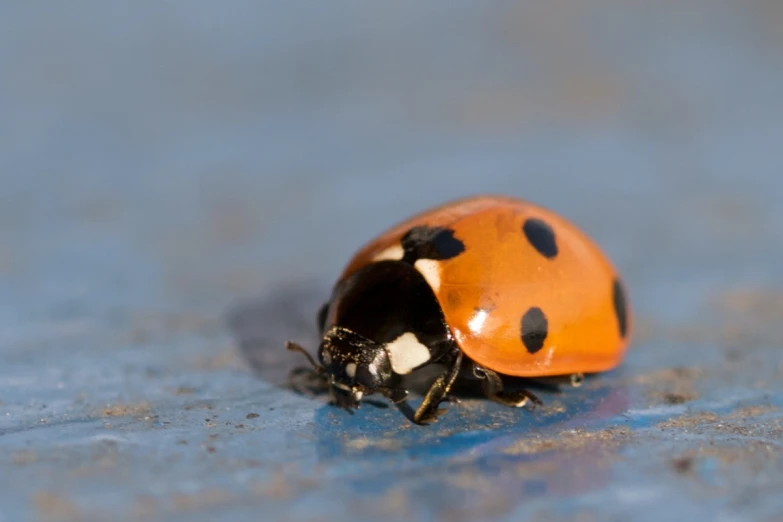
[2,2,782,521]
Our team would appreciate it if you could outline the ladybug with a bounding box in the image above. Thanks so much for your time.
[286,195,631,424]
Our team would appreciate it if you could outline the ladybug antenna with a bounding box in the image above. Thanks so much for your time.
[286,341,325,374]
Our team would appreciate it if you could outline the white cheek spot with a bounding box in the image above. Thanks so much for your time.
[345,362,357,378]
[373,244,404,262]
[353,390,363,401]
[414,259,441,293]
[467,309,489,334]
[386,332,431,375]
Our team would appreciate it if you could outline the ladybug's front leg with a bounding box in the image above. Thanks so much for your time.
[413,345,463,425]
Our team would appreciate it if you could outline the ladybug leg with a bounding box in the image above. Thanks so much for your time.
[442,394,462,404]
[287,367,330,396]
[413,347,464,425]
[473,365,543,409]
[377,373,409,404]
[378,386,409,404]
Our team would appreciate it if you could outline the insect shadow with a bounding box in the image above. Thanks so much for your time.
[225,281,391,410]
[225,280,588,421]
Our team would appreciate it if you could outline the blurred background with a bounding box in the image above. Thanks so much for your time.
[1,2,782,521]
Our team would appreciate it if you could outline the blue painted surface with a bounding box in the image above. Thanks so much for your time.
[2,2,783,521]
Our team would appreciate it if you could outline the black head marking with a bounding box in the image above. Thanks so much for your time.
[523,218,558,259]
[612,278,629,338]
[520,306,548,354]
[401,226,465,264]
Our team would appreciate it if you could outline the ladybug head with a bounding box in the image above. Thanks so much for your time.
[286,327,408,411]
[318,326,395,409]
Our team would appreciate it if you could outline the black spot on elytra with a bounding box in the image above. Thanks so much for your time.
[523,218,558,259]
[612,278,629,338]
[520,307,548,354]
[401,226,465,264]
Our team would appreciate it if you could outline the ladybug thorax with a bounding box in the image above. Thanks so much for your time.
[320,260,454,377]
